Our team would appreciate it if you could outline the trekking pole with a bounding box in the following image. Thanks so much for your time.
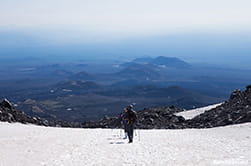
[111,128,114,138]
[120,128,122,138]
[138,129,140,142]
[112,128,117,138]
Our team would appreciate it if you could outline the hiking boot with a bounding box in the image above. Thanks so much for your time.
[123,133,128,139]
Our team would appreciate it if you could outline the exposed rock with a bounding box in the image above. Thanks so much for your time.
[187,86,251,128]
[1,99,12,109]
[87,85,251,129]
[246,84,251,91]
[0,99,85,128]
[230,89,241,100]
[86,106,186,129]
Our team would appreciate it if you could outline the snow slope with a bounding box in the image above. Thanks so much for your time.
[0,122,250,166]
[176,103,223,120]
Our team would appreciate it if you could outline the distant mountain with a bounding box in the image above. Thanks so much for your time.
[69,71,95,80]
[120,62,140,68]
[56,80,101,92]
[133,56,153,63]
[115,63,161,80]
[133,56,191,68]
[152,56,191,68]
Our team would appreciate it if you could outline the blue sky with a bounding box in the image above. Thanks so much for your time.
[0,0,251,67]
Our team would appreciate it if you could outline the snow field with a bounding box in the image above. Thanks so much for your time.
[0,122,250,166]
[176,103,223,120]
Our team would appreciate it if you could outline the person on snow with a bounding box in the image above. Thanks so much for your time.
[124,105,137,143]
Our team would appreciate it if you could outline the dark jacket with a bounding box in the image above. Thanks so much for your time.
[125,110,137,124]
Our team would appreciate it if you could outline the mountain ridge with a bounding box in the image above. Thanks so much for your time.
[1,84,250,129]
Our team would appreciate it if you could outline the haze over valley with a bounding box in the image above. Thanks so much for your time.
[0,55,250,121]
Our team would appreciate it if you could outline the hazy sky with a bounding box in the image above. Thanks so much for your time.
[1,0,251,67]
[1,0,251,40]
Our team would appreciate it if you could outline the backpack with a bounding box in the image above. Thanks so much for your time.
[127,110,137,123]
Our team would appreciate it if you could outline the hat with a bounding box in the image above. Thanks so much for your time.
[126,105,133,110]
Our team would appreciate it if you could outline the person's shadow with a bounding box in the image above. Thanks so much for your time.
[109,141,125,144]
[107,137,126,144]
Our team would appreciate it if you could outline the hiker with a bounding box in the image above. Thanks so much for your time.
[124,105,137,143]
